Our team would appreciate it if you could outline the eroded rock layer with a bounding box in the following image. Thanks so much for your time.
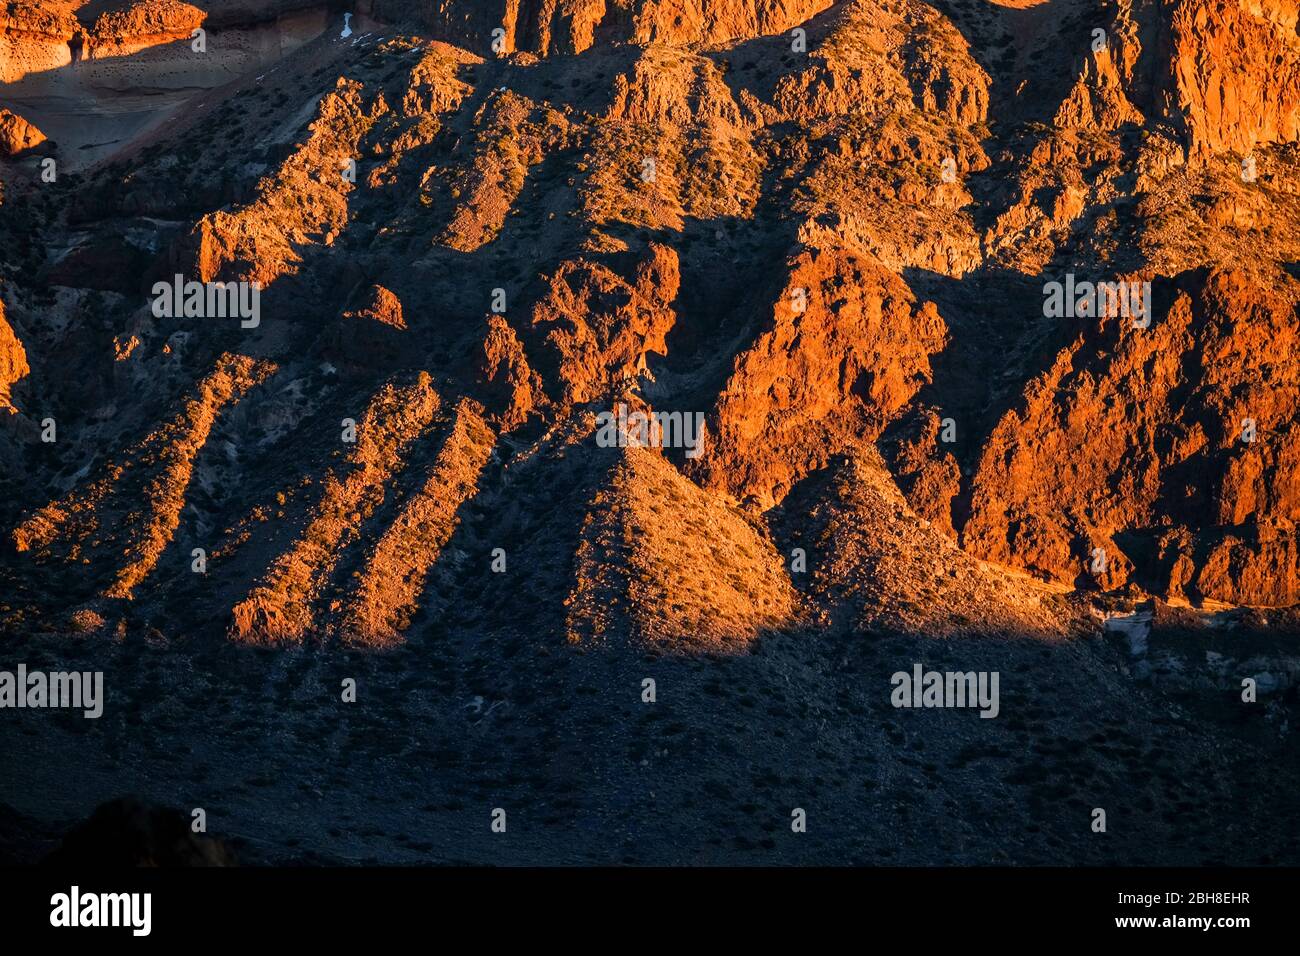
[1,0,1298,653]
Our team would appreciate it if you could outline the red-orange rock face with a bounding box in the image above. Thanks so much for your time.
[0,299,30,410]
[530,243,681,405]
[1167,0,1300,159]
[381,0,835,55]
[692,247,947,510]
[963,270,1299,605]
[1,0,1298,653]
[0,108,45,156]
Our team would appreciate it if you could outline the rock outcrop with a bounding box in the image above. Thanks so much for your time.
[530,243,681,405]
[0,299,29,411]
[380,0,836,56]
[0,108,45,156]
[692,245,947,509]
[1166,0,1300,159]
[963,270,1300,606]
[2,0,1299,655]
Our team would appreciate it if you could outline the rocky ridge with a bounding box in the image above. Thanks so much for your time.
[0,0,1297,651]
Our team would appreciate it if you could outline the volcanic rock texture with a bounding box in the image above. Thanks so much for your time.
[1,0,1299,866]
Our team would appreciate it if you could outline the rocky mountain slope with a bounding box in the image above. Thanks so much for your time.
[1,0,1298,865]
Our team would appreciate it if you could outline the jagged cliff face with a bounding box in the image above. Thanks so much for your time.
[0,0,1298,657]
[1166,0,1300,158]
[373,0,838,56]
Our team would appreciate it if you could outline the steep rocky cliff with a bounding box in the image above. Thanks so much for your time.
[1,0,1297,654]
